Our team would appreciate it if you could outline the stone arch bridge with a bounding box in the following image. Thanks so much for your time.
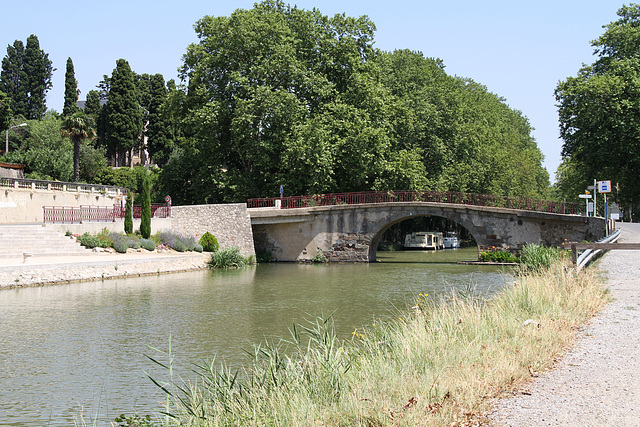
[248,192,605,262]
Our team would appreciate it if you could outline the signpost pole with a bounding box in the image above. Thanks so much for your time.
[593,179,597,217]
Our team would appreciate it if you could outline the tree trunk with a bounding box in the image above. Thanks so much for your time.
[73,137,80,182]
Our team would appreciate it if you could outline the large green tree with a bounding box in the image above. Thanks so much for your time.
[103,59,142,166]
[0,40,27,118]
[556,4,640,218]
[0,35,53,120]
[160,1,549,205]
[146,73,173,165]
[62,57,80,116]
[166,0,410,202]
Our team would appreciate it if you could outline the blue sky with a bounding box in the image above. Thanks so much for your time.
[0,0,624,180]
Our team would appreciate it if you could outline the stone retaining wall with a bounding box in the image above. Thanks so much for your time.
[171,204,255,257]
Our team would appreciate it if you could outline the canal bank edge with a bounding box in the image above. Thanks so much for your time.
[0,251,210,289]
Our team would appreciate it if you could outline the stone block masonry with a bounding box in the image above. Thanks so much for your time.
[171,204,256,257]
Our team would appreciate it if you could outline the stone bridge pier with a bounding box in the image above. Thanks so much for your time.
[250,203,605,262]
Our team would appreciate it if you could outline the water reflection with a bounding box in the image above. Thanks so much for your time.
[0,247,511,426]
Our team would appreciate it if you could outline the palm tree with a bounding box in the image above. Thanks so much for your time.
[61,112,96,182]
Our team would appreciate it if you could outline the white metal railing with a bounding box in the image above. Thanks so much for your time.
[0,177,127,197]
[574,229,622,271]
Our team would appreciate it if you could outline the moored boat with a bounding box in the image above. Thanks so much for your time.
[404,231,444,250]
[443,231,461,249]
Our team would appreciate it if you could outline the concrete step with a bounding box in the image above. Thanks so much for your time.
[0,224,93,257]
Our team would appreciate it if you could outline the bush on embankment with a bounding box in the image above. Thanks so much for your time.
[207,247,254,268]
[148,259,608,426]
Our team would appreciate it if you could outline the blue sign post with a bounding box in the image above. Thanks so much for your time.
[280,185,284,198]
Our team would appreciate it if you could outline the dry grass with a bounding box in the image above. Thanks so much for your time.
[156,261,609,426]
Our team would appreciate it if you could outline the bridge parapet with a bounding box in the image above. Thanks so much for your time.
[248,190,582,215]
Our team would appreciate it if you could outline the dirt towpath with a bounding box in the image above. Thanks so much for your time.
[489,223,640,426]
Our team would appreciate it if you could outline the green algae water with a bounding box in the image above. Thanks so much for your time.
[0,247,511,426]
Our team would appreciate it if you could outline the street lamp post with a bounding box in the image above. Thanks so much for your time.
[5,123,27,154]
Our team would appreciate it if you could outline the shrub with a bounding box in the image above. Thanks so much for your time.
[193,243,203,253]
[128,238,141,250]
[155,231,199,252]
[79,233,100,248]
[95,228,113,248]
[198,232,219,252]
[311,249,328,263]
[520,244,562,273]
[479,249,519,263]
[113,239,129,253]
[208,247,252,268]
[182,236,197,251]
[139,239,156,251]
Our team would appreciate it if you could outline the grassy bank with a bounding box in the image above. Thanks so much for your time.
[147,261,608,426]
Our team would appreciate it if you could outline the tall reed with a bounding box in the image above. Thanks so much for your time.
[149,260,608,426]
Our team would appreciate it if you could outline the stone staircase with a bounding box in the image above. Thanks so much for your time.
[0,224,93,259]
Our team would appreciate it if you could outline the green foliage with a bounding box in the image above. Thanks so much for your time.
[113,414,156,427]
[124,192,133,234]
[139,238,156,251]
[208,247,252,268]
[62,57,80,117]
[479,249,519,264]
[198,231,219,252]
[61,111,96,182]
[0,90,12,132]
[0,35,53,120]
[311,248,328,263]
[519,244,563,273]
[139,172,151,238]
[162,2,550,204]
[193,243,203,253]
[4,114,73,181]
[78,233,100,249]
[147,74,174,165]
[104,59,143,167]
[555,4,640,217]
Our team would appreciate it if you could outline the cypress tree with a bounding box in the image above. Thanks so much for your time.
[105,59,142,166]
[0,35,53,120]
[63,57,80,116]
[124,191,133,234]
[139,174,151,239]
[147,73,173,165]
[0,40,27,118]
[23,35,53,120]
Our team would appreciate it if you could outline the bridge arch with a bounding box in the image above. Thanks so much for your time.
[249,202,605,262]
[367,208,482,262]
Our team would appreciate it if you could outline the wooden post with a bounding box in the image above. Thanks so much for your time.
[571,244,577,266]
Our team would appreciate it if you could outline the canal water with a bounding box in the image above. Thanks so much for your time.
[0,248,512,426]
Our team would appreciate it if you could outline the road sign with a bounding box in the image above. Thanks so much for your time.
[578,194,592,199]
[598,180,612,193]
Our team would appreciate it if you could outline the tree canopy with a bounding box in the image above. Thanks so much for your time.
[103,59,142,166]
[555,3,640,218]
[158,0,549,204]
[63,57,80,117]
[0,35,53,120]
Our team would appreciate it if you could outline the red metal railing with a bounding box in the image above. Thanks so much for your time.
[43,203,171,223]
[43,205,120,223]
[247,191,583,215]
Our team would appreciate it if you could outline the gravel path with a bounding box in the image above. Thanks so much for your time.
[489,223,640,426]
